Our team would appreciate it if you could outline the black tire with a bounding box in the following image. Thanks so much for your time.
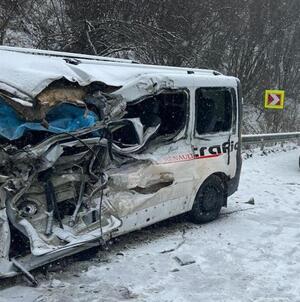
[190,175,226,224]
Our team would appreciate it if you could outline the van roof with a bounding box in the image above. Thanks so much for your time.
[0,46,222,76]
[0,46,232,101]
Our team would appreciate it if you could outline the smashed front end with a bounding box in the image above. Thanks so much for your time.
[0,49,188,280]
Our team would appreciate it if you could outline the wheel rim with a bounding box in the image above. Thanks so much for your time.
[201,184,220,213]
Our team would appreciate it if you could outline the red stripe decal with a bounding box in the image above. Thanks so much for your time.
[160,153,223,164]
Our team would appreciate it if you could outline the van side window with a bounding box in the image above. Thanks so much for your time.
[195,87,235,135]
[113,91,188,145]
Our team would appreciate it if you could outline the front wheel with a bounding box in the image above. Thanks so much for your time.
[189,175,226,223]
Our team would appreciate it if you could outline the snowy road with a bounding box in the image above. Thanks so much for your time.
[1,146,299,302]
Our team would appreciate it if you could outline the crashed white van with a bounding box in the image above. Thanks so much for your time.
[0,46,242,281]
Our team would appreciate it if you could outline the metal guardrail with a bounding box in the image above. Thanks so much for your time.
[242,132,300,144]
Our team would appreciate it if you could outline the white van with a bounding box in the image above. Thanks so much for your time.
[0,47,242,281]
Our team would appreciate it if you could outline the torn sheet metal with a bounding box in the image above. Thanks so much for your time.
[0,47,239,281]
[0,47,189,280]
[0,209,10,259]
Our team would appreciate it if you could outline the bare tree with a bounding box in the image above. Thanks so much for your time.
[1,0,299,133]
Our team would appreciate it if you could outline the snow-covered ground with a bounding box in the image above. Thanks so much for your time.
[0,146,299,302]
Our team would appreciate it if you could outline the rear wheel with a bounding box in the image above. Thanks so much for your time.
[190,175,226,223]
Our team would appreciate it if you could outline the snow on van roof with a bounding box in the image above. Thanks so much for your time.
[0,46,221,100]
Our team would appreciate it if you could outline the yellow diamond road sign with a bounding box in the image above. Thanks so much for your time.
[264,90,285,109]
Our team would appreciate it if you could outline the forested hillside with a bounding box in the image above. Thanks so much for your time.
[1,0,299,132]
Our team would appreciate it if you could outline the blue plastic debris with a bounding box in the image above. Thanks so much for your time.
[0,97,98,140]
